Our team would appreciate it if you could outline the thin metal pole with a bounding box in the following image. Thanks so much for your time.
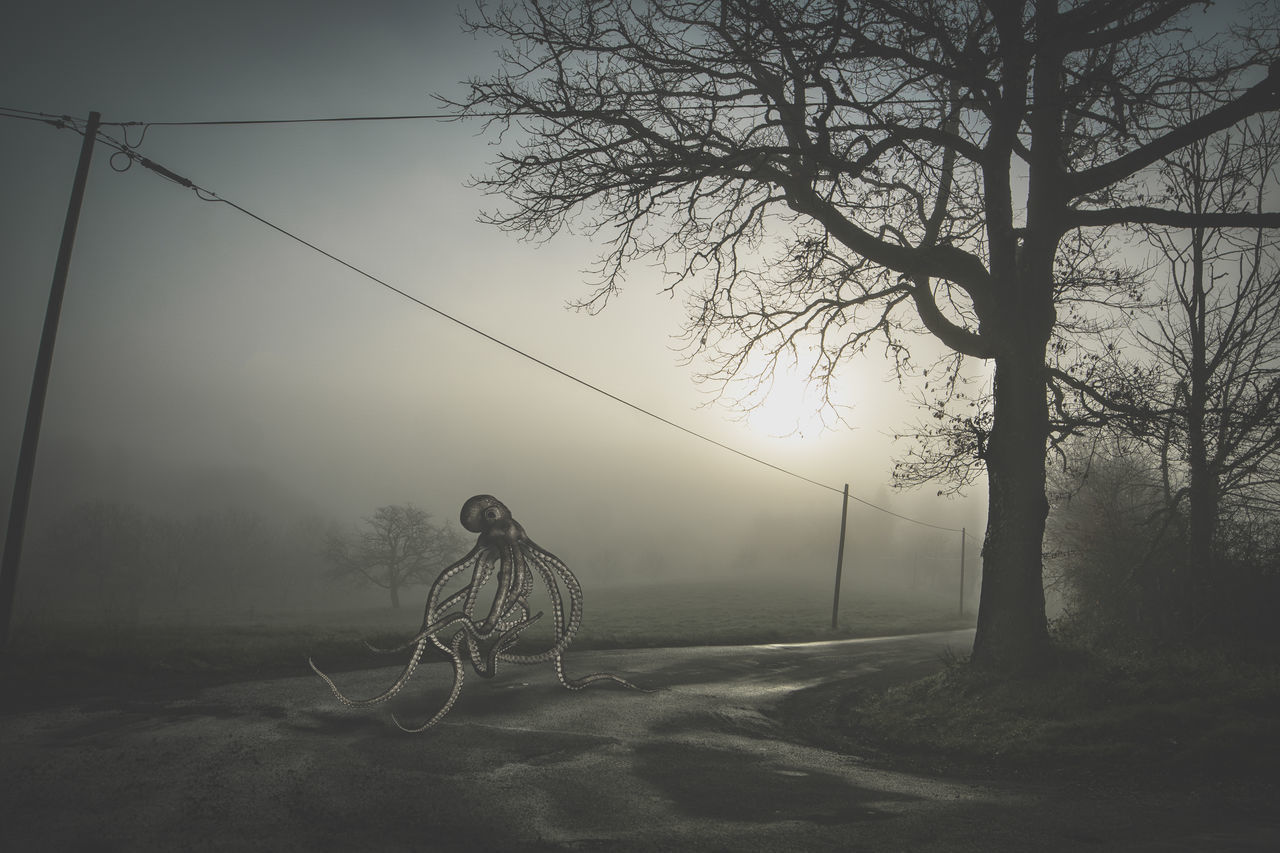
[958,527,966,617]
[830,483,849,631]
[0,111,100,652]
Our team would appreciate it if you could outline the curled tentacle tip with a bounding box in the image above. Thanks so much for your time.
[392,714,436,734]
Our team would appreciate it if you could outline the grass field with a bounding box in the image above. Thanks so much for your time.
[780,641,1280,781]
[3,579,972,707]
[273,579,972,647]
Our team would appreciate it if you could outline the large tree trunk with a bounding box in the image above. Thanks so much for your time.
[971,351,1053,671]
[968,20,1062,670]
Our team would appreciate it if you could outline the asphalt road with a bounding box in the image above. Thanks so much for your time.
[2,629,1276,851]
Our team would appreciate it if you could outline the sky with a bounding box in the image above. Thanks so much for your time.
[0,0,992,601]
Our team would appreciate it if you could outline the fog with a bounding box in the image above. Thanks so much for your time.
[2,0,985,626]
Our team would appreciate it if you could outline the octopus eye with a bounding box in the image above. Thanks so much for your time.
[484,507,502,521]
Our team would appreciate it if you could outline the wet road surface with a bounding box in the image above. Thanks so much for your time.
[2,629,1277,851]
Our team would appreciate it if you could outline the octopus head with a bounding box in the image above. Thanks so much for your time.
[460,494,526,542]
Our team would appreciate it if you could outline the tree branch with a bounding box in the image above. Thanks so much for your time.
[1070,63,1280,196]
[910,276,994,358]
[1071,206,1280,229]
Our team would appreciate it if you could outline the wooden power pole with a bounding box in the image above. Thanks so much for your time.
[0,111,100,651]
[830,483,849,631]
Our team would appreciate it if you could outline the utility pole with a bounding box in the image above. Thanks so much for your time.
[958,527,967,617]
[830,483,849,631]
[0,111,100,652]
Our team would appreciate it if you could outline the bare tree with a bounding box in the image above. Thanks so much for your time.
[326,505,462,609]
[450,0,1280,670]
[1125,116,1280,629]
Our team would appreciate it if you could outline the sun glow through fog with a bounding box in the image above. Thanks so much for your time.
[743,363,835,441]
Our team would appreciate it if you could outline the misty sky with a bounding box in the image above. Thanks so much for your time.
[2,1,1009,593]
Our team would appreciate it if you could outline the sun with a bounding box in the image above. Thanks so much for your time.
[743,366,833,440]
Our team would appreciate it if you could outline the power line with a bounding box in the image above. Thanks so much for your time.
[0,107,78,128]
[106,113,466,127]
[0,106,64,119]
[844,491,960,532]
[78,84,1260,130]
[27,114,967,533]
[93,124,964,533]
[91,128,856,491]
[4,108,969,531]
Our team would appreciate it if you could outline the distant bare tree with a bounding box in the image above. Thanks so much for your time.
[326,505,462,609]
[1148,119,1280,618]
[1053,111,1280,619]
[451,0,1280,669]
[1030,103,1280,644]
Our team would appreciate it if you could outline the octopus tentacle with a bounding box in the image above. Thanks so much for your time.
[516,559,535,600]
[458,549,496,639]
[310,494,648,731]
[496,548,576,665]
[496,600,533,653]
[491,598,538,662]
[392,632,467,733]
[497,595,532,629]
[526,542,647,692]
[463,545,544,668]
[362,588,474,654]
[462,543,516,668]
[422,545,485,627]
[308,610,482,706]
[475,543,520,635]
[532,542,584,638]
[443,548,496,663]
[308,637,427,709]
[552,655,650,692]
[374,595,520,657]
[353,550,483,655]
[468,609,544,678]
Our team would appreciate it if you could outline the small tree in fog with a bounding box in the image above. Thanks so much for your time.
[325,505,463,608]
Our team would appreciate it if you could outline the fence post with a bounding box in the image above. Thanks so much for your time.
[830,483,849,631]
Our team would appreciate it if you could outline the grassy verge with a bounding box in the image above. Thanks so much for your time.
[1,580,972,709]
[777,642,1280,782]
